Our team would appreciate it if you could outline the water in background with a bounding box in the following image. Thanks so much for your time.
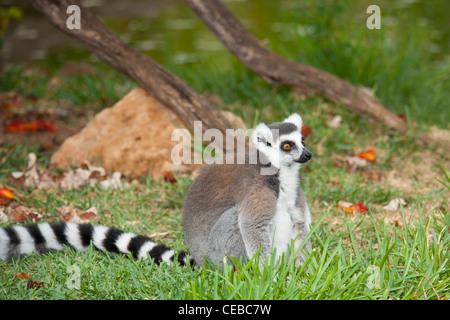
[3,0,449,71]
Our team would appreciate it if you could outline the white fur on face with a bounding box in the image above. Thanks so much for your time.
[252,123,273,146]
[253,114,307,169]
[252,123,274,159]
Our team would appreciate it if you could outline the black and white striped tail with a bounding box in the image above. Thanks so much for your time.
[0,223,194,266]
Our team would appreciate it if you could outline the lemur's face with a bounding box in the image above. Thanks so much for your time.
[253,114,311,169]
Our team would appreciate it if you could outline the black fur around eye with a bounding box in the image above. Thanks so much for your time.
[281,141,295,151]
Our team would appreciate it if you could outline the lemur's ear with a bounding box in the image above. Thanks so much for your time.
[284,113,303,131]
[252,123,273,147]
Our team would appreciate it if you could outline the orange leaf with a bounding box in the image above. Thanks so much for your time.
[337,201,368,214]
[6,120,55,133]
[354,201,368,213]
[301,124,313,138]
[15,272,44,289]
[6,120,36,132]
[38,121,55,133]
[0,188,14,199]
[15,272,32,280]
[358,149,376,162]
[163,171,177,184]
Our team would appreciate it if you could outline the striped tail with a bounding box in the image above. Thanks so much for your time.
[0,222,194,266]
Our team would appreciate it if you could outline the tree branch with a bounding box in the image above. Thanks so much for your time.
[28,0,233,135]
[185,0,408,133]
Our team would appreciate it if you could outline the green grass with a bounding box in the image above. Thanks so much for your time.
[0,118,448,299]
[1,61,449,299]
[0,180,448,299]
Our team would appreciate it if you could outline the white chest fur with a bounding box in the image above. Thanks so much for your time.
[270,165,300,260]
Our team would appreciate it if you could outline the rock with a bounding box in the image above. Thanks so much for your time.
[50,88,245,180]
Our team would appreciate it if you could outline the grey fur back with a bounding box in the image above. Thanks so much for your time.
[183,153,281,267]
[183,114,312,267]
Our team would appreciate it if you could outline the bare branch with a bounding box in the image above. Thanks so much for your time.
[28,0,233,135]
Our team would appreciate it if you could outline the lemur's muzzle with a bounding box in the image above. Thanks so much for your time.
[295,148,312,164]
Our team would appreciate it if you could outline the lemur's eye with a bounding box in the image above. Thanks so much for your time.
[283,143,291,150]
[301,137,306,146]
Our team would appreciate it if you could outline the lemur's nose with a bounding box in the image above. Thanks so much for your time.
[304,150,311,160]
[296,148,312,163]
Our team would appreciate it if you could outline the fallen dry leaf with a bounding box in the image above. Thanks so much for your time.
[60,160,107,190]
[0,188,14,199]
[358,149,376,162]
[337,201,353,208]
[11,153,56,189]
[344,149,377,169]
[11,153,40,188]
[163,171,177,184]
[15,272,44,290]
[60,162,129,190]
[57,206,99,223]
[438,206,447,214]
[59,168,93,190]
[85,162,106,176]
[337,201,368,214]
[100,171,130,190]
[6,120,55,133]
[9,206,43,222]
[15,272,32,280]
[345,156,370,169]
[327,115,342,128]
[26,279,45,290]
[0,208,8,223]
[301,124,313,138]
[11,154,131,191]
[36,172,56,189]
[80,209,99,222]
[1,92,19,110]
[383,198,407,212]
[391,218,403,228]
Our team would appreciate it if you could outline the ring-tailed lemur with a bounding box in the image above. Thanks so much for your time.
[0,114,312,268]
